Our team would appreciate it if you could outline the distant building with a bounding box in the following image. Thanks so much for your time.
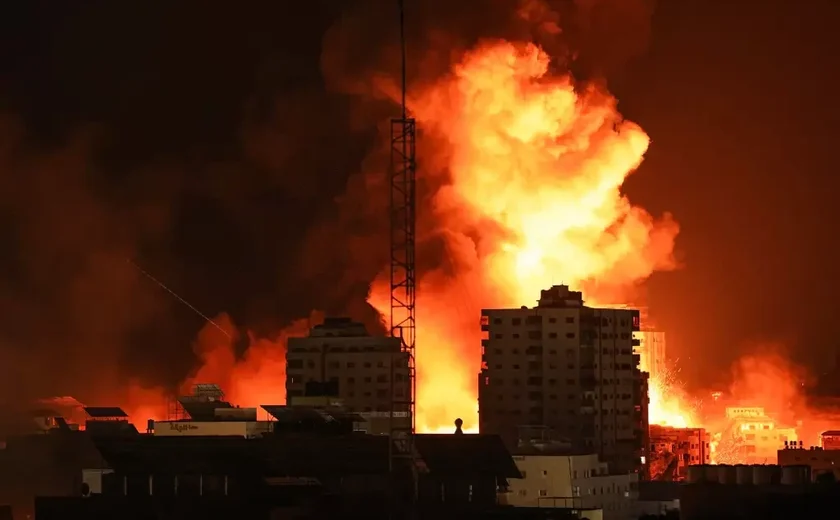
[286,318,411,432]
[502,452,638,520]
[648,425,710,481]
[479,285,647,474]
[724,406,796,464]
[158,384,273,438]
[778,443,840,480]
[821,430,840,450]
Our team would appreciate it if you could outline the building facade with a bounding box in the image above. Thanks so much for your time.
[821,430,840,450]
[286,318,411,430]
[724,406,796,464]
[502,453,640,520]
[778,444,840,480]
[479,285,647,474]
[648,425,710,481]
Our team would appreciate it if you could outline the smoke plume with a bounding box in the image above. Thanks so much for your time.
[319,0,676,430]
[0,0,666,425]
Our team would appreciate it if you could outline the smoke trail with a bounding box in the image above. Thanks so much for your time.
[127,258,232,340]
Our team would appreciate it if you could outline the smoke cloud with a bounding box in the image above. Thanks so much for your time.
[0,0,663,420]
[0,116,180,406]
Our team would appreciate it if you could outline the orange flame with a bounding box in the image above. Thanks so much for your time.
[370,40,678,432]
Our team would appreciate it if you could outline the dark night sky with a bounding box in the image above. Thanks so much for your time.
[0,0,837,400]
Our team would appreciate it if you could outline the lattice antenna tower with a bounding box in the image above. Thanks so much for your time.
[388,0,417,472]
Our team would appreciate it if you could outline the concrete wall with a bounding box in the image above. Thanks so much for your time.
[504,454,639,520]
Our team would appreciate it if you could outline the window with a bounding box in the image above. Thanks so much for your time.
[539,489,547,497]
[565,316,575,324]
[512,318,522,326]
[288,359,303,369]
[566,332,576,339]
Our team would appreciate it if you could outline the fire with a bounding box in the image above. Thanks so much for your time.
[647,368,696,428]
[111,36,832,457]
[370,40,678,432]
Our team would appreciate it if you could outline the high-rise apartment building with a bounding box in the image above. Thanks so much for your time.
[286,318,411,433]
[479,285,648,474]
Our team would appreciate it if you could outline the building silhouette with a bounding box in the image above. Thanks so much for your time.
[479,285,648,474]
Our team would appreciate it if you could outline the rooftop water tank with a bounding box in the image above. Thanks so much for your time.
[686,465,705,484]
[752,465,780,485]
[735,464,752,485]
[781,465,810,485]
[703,464,719,483]
[718,465,737,484]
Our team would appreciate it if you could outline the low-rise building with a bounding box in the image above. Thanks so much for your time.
[725,406,796,464]
[649,425,710,480]
[778,444,840,480]
[821,430,840,450]
[502,452,639,520]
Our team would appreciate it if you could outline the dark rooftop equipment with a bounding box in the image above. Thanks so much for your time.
[83,407,128,419]
[413,434,521,478]
[261,405,363,435]
[82,406,138,437]
[178,400,235,421]
[413,434,521,509]
[55,417,72,431]
[91,434,393,476]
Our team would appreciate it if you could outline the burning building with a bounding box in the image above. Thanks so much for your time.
[633,307,667,383]
[717,406,797,464]
[821,430,840,450]
[648,425,710,481]
[479,285,647,474]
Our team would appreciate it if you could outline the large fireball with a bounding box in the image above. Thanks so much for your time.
[370,41,679,432]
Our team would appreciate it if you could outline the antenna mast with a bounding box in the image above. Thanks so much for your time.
[388,0,417,478]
